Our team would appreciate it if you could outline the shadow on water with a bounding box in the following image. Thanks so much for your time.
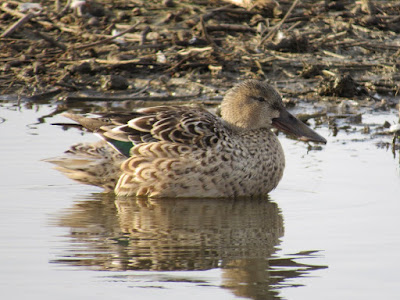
[52,193,327,299]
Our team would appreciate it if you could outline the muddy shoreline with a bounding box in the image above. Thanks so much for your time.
[1,0,399,146]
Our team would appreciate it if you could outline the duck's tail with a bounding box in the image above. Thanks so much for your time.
[44,140,124,191]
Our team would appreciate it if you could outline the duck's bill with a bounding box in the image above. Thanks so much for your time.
[272,110,327,144]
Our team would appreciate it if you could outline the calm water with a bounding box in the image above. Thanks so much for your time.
[1,101,399,300]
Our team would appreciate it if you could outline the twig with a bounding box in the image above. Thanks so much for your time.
[0,3,53,29]
[296,111,327,122]
[200,15,215,46]
[0,12,34,38]
[199,15,225,52]
[165,53,197,73]
[312,30,347,46]
[33,30,67,50]
[215,8,256,15]
[25,87,63,102]
[206,24,256,33]
[258,0,301,47]
[127,43,170,50]
[187,5,234,25]
[321,50,347,59]
[54,0,61,13]
[74,21,142,50]
[91,58,162,67]
[58,0,72,16]
[140,26,150,45]
[177,46,213,56]
[64,93,202,102]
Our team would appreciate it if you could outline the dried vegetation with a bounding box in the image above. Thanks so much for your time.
[1,0,399,139]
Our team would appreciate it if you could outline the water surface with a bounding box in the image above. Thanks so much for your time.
[0,101,399,300]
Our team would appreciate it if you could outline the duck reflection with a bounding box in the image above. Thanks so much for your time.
[53,194,326,299]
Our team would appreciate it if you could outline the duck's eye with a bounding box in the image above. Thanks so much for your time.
[255,97,266,102]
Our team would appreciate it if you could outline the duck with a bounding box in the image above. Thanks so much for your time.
[47,80,326,198]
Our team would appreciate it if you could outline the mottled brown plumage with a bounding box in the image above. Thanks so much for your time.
[47,80,326,198]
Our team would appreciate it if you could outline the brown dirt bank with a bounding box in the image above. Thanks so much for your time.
[1,0,399,144]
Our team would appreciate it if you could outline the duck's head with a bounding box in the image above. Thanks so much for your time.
[221,80,327,144]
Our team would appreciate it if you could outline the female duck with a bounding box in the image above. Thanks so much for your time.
[49,80,326,198]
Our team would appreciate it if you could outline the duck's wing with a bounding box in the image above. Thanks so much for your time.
[58,112,145,157]
[100,106,224,156]
[59,112,142,132]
